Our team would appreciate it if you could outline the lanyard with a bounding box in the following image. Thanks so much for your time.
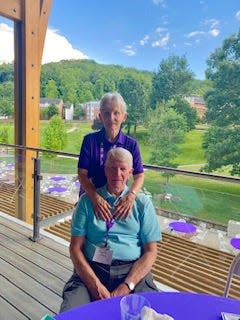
[104,196,121,247]
[100,142,117,166]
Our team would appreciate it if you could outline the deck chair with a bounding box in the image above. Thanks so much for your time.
[223,252,240,297]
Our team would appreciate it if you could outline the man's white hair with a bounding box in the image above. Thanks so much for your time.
[105,147,133,168]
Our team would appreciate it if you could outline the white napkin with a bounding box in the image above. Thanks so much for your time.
[141,306,174,320]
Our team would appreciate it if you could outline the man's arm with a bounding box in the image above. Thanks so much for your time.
[111,242,157,297]
[70,235,110,300]
[78,168,111,220]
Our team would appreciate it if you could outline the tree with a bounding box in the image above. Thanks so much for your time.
[46,104,58,118]
[74,104,85,119]
[45,79,58,98]
[168,97,198,130]
[118,75,151,134]
[203,29,240,175]
[150,55,194,107]
[148,107,187,167]
[41,115,67,156]
[0,99,13,117]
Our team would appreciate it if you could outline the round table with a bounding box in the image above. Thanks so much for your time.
[169,221,197,233]
[230,237,240,249]
[48,186,67,193]
[50,176,66,182]
[54,292,240,320]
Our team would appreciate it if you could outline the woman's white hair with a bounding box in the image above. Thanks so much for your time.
[105,147,133,168]
[100,92,127,114]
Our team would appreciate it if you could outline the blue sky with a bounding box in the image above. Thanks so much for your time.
[0,0,240,79]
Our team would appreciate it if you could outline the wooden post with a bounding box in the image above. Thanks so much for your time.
[0,0,52,223]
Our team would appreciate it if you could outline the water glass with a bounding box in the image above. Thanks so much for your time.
[120,294,151,320]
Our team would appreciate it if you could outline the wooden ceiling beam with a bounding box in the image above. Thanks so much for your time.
[0,0,22,21]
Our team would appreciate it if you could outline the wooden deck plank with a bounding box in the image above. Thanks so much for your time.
[0,215,70,256]
[0,259,61,313]
[1,275,55,320]
[0,222,72,271]
[0,297,27,320]
[0,213,72,319]
[1,245,65,294]
[0,232,72,282]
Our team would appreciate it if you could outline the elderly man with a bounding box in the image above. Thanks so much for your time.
[60,147,161,312]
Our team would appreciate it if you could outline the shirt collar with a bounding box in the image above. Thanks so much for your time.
[98,184,129,201]
[99,127,125,145]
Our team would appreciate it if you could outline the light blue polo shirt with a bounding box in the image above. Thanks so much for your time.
[71,185,161,261]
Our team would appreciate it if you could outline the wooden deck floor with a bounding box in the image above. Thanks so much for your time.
[0,213,72,320]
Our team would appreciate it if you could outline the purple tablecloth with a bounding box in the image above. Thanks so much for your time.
[48,186,67,193]
[54,292,240,320]
[230,237,240,249]
[169,221,197,233]
[50,176,66,182]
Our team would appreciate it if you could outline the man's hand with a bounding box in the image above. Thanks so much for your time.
[88,281,111,300]
[111,283,130,297]
[114,192,136,219]
[92,193,112,221]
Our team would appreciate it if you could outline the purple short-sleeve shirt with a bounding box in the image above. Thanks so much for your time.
[78,128,143,189]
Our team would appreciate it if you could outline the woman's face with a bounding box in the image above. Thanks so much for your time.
[99,101,127,134]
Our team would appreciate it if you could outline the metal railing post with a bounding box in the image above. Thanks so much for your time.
[30,155,42,242]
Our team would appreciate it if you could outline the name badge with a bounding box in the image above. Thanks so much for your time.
[92,246,113,265]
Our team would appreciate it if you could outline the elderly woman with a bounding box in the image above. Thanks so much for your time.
[78,92,144,221]
[61,148,160,312]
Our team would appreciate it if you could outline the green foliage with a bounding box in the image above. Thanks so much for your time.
[41,115,67,157]
[203,29,240,175]
[150,55,194,107]
[168,97,198,130]
[74,104,85,118]
[46,104,58,118]
[118,75,151,134]
[45,79,58,98]
[0,125,10,143]
[0,99,13,117]
[202,126,240,175]
[148,107,187,167]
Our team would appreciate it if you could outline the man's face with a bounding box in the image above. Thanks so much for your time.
[105,159,132,194]
[99,101,127,133]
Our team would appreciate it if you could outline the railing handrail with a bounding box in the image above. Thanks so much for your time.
[1,143,240,184]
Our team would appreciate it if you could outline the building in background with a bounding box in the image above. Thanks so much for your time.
[80,101,100,121]
[185,95,207,118]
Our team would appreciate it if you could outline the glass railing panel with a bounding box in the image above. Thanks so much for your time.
[144,168,240,254]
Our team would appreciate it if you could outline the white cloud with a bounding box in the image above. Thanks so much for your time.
[208,28,219,37]
[155,27,167,34]
[0,23,14,63]
[187,30,205,38]
[152,0,165,6]
[0,22,88,65]
[120,45,136,56]
[139,35,149,46]
[204,18,219,29]
[42,29,88,63]
[152,33,169,47]
[236,11,240,20]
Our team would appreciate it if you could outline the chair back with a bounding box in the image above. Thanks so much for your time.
[223,252,240,297]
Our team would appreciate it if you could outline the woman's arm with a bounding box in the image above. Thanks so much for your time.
[78,168,111,221]
[70,236,111,300]
[114,172,144,219]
